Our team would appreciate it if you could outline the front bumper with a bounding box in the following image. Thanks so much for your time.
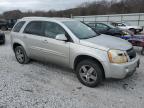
[106,57,140,79]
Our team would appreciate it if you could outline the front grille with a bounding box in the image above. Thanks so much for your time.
[127,48,136,59]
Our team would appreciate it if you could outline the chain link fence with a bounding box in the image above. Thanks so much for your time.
[73,13,144,27]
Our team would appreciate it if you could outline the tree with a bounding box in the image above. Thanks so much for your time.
[3,10,22,19]
[1,0,144,19]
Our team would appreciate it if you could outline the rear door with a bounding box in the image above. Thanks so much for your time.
[22,21,46,60]
[11,21,26,47]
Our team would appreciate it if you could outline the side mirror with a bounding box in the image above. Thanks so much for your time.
[55,34,67,41]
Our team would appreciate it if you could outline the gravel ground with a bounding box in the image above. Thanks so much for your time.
[0,32,144,108]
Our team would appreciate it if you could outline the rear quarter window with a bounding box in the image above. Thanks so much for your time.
[13,21,25,32]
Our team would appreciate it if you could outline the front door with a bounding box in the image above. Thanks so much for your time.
[41,21,70,66]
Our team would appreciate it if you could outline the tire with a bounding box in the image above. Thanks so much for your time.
[141,47,144,55]
[14,46,30,64]
[0,38,5,45]
[76,59,103,87]
[2,40,5,44]
[129,28,136,34]
[2,36,5,44]
[0,40,5,45]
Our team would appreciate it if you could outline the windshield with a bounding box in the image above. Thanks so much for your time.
[122,22,131,26]
[63,21,98,39]
[107,24,116,28]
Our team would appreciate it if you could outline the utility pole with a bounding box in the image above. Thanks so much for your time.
[70,14,73,19]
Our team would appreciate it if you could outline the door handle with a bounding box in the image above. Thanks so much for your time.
[43,40,49,43]
[23,35,27,39]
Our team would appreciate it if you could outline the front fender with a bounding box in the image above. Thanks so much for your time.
[69,43,109,69]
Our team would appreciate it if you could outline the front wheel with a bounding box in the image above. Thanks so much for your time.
[14,46,30,64]
[76,60,103,87]
[2,40,5,44]
[2,36,5,44]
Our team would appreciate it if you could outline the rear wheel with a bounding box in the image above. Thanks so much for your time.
[1,40,5,44]
[76,60,103,87]
[0,35,5,45]
[2,36,5,44]
[14,46,30,64]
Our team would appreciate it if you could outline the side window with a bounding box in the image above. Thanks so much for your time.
[96,23,109,30]
[13,21,25,32]
[24,21,44,36]
[118,23,125,27]
[44,22,65,39]
[88,23,95,28]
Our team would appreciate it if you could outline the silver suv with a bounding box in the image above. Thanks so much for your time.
[11,17,140,87]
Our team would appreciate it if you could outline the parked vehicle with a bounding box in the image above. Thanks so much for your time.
[0,20,8,31]
[11,17,140,87]
[0,32,5,44]
[87,22,128,36]
[111,22,143,34]
[120,35,144,55]
[7,19,17,29]
[0,19,17,31]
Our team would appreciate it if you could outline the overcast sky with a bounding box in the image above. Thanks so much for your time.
[0,0,98,13]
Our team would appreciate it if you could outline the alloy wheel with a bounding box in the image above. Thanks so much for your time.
[15,48,25,63]
[79,65,97,84]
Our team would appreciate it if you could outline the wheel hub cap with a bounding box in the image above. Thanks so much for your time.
[79,65,97,84]
[16,49,24,62]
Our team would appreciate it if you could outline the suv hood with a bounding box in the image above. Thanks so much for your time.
[80,34,132,51]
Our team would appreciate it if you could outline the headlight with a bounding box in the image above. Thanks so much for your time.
[108,50,128,64]
[122,31,129,35]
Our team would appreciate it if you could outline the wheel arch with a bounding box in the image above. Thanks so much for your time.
[13,43,22,51]
[74,55,105,79]
[12,41,28,56]
[129,28,135,30]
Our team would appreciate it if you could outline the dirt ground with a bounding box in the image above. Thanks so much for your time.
[0,32,144,108]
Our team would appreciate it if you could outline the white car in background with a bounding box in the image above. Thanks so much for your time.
[111,22,143,34]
